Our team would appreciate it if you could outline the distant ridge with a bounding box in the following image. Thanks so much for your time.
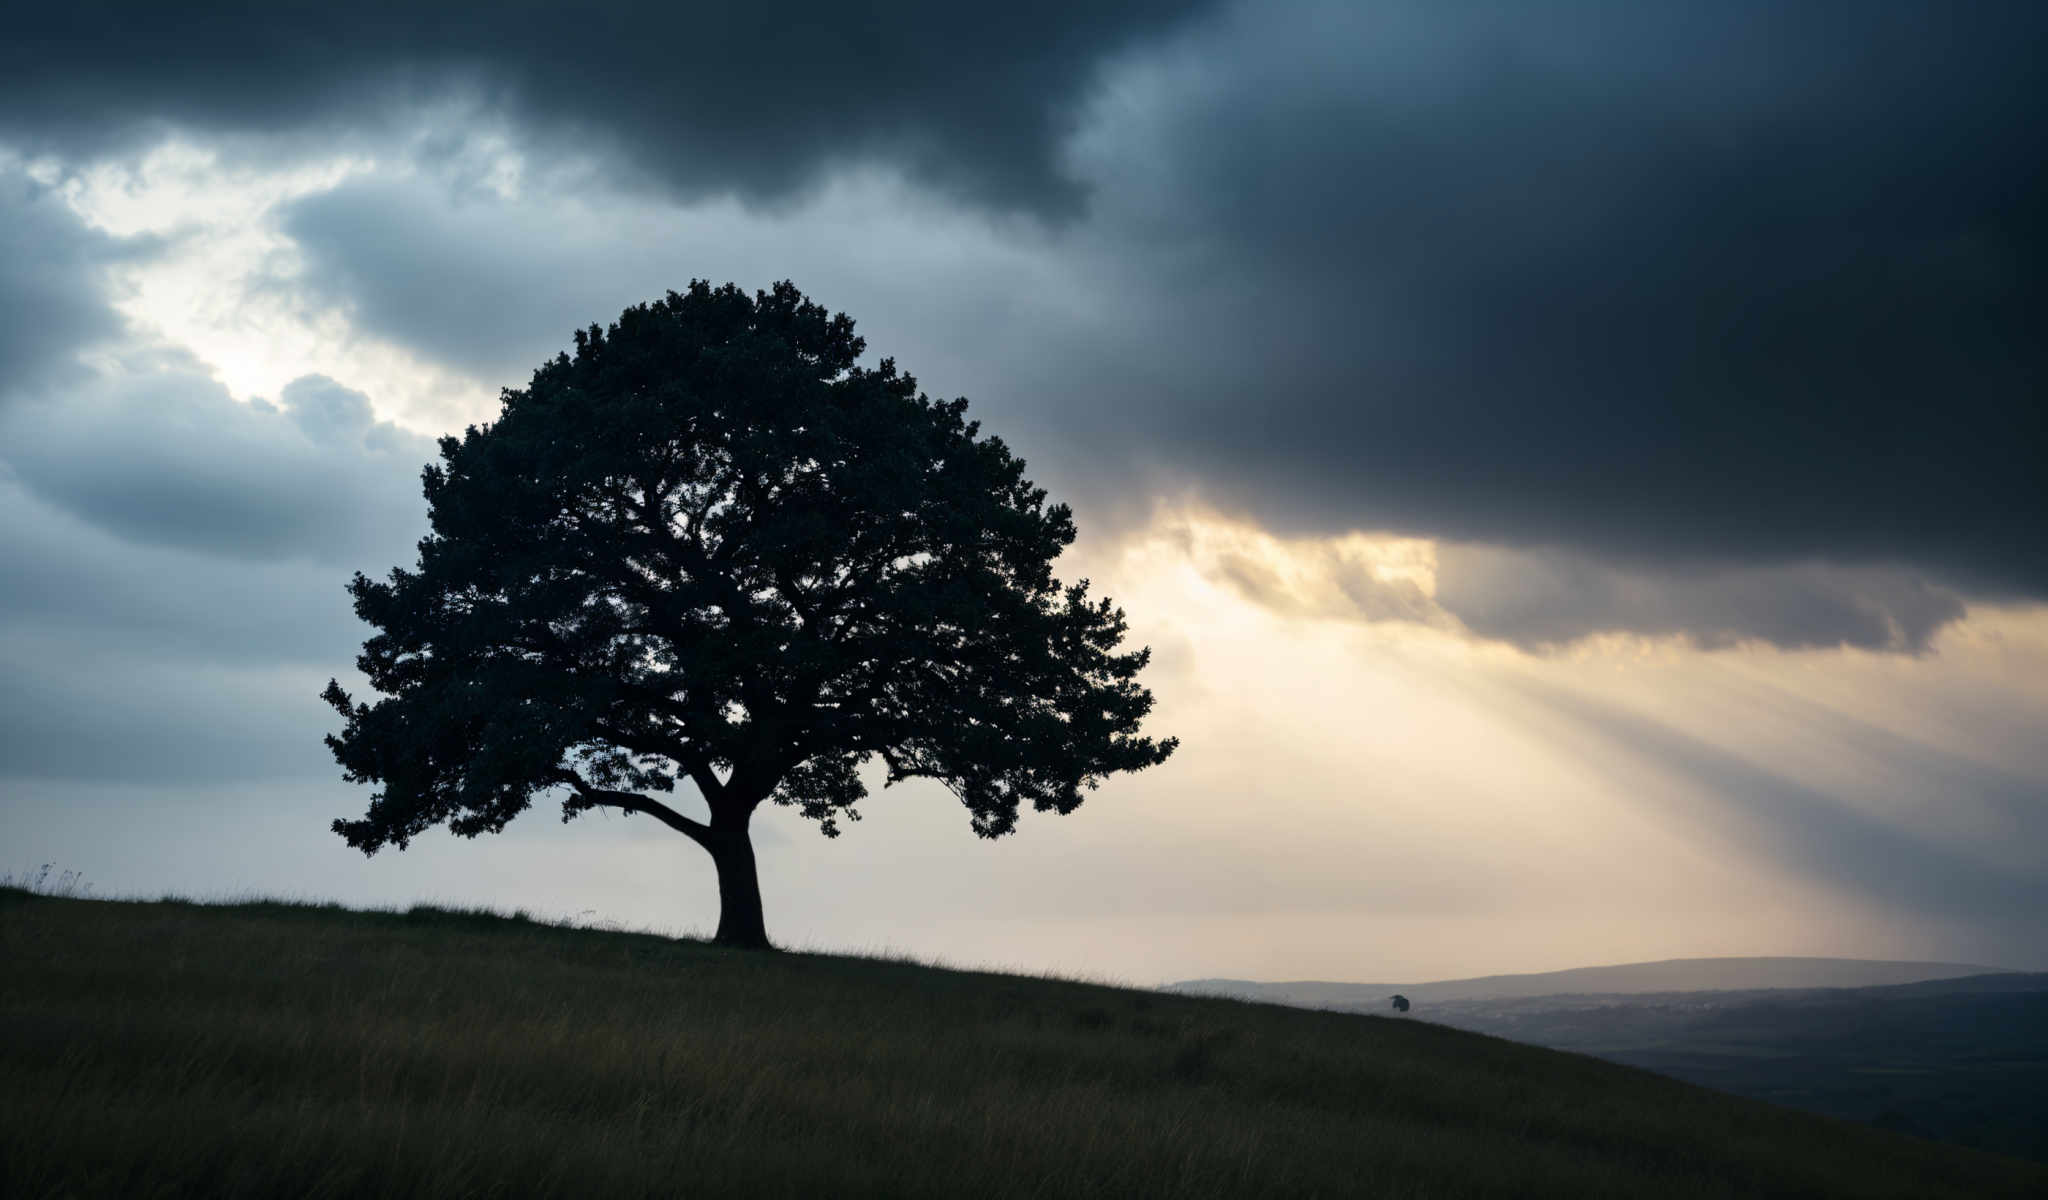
[1168,957,2015,1008]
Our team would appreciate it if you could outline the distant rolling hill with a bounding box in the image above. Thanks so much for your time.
[1417,972,2048,1163]
[1167,956,2014,1008]
[1170,962,2047,1164]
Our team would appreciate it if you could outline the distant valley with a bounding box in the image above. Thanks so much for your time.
[1168,956,2014,1007]
[1170,959,2048,1163]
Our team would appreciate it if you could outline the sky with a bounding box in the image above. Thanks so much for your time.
[2,1,2043,983]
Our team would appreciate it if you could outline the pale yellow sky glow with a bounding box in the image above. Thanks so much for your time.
[1016,513,2048,980]
[12,147,2043,987]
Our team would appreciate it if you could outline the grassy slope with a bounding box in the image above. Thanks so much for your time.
[3,892,2042,1200]
[1414,980,2048,1162]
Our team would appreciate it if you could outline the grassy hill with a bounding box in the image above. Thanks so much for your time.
[3,890,2043,1199]
[1412,975,2048,1163]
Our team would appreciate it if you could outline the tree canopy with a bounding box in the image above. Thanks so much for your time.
[324,281,1176,947]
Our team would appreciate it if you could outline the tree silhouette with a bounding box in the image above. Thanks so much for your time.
[323,281,1176,948]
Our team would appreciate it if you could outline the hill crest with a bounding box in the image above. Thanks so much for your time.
[1169,955,2014,1007]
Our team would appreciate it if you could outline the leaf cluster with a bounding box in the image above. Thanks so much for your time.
[326,281,1175,852]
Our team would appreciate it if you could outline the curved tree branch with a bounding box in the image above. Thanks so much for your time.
[551,767,713,848]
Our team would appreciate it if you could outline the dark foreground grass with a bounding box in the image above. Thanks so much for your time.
[3,890,2042,1199]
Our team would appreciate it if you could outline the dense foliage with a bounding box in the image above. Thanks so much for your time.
[324,281,1175,944]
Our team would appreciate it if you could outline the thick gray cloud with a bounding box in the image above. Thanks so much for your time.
[0,473,375,669]
[0,635,328,785]
[0,191,432,784]
[0,367,432,785]
[1433,548,1967,653]
[1,370,431,566]
[250,1,2047,651]
[0,1,1207,215]
[3,2,2038,664]
[286,174,1980,654]
[1076,0,2045,597]
[0,167,131,394]
[273,172,1096,425]
[0,154,436,790]
[280,178,683,381]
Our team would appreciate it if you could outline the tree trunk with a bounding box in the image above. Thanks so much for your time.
[704,828,771,950]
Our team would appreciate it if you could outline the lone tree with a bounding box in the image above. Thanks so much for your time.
[324,281,1176,948]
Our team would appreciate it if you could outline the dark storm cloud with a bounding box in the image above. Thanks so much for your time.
[0,1,1207,215]
[0,475,375,668]
[0,167,131,394]
[273,172,1082,396]
[17,1,2038,651]
[280,178,653,380]
[0,155,428,789]
[1432,548,1967,652]
[0,371,432,566]
[0,640,328,784]
[0,161,371,786]
[0,374,431,784]
[252,1,2045,651]
[1079,0,2046,596]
